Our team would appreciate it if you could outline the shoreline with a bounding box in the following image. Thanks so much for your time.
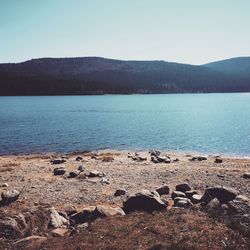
[1,148,250,159]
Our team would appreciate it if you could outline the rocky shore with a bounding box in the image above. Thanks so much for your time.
[0,150,249,249]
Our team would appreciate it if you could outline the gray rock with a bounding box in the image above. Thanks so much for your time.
[201,186,237,204]
[88,170,105,178]
[191,194,202,204]
[53,167,66,176]
[101,177,110,184]
[114,189,126,197]
[68,171,80,178]
[94,205,125,218]
[76,156,83,161]
[78,165,85,172]
[1,183,9,187]
[174,197,193,208]
[243,172,250,179]
[51,159,66,164]
[185,190,198,199]
[206,198,221,209]
[70,206,96,224]
[156,185,170,195]
[171,191,186,199]
[123,189,166,213]
[1,189,21,204]
[215,157,223,163]
[176,183,191,193]
[190,156,207,162]
[49,208,69,228]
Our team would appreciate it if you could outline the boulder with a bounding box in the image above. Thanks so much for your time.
[53,167,66,176]
[94,205,125,218]
[191,194,202,204]
[206,198,220,209]
[185,190,198,199]
[243,173,250,179]
[1,189,21,204]
[49,208,69,228]
[51,159,66,164]
[70,206,96,224]
[176,183,191,193]
[171,191,186,199]
[201,186,237,204]
[156,185,170,196]
[114,189,126,197]
[123,189,166,213]
[174,197,193,208]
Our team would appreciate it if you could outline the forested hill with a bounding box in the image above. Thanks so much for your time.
[0,57,250,95]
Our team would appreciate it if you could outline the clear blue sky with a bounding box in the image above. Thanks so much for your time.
[1,0,250,64]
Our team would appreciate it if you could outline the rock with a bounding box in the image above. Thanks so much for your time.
[206,198,220,209]
[132,155,147,161]
[150,150,161,157]
[243,172,250,179]
[51,159,66,164]
[234,195,249,203]
[123,189,166,213]
[217,174,225,178]
[49,208,69,228]
[13,236,47,248]
[174,197,193,208]
[171,191,186,199]
[76,156,83,161]
[51,228,69,237]
[101,177,110,184]
[70,206,96,224]
[88,170,105,178]
[173,158,179,162]
[53,167,66,176]
[0,217,21,239]
[151,156,159,163]
[114,189,126,197]
[65,205,78,216]
[1,183,9,187]
[176,183,191,193]
[201,186,237,204]
[1,189,21,204]
[78,165,85,172]
[156,185,170,195]
[190,156,207,161]
[94,205,125,218]
[215,157,223,163]
[102,156,114,162]
[68,171,80,178]
[191,194,202,204]
[185,190,198,199]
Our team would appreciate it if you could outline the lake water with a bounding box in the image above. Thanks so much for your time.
[0,93,250,156]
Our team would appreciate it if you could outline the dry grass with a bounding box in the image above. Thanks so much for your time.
[38,209,249,250]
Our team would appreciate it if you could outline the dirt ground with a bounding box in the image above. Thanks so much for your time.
[0,150,249,212]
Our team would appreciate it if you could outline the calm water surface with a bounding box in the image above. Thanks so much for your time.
[0,93,250,156]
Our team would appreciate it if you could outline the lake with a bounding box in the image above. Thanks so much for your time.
[0,93,250,156]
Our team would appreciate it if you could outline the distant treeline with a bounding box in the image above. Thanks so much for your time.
[0,57,250,95]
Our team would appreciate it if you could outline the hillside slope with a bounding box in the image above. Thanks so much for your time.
[0,57,250,95]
